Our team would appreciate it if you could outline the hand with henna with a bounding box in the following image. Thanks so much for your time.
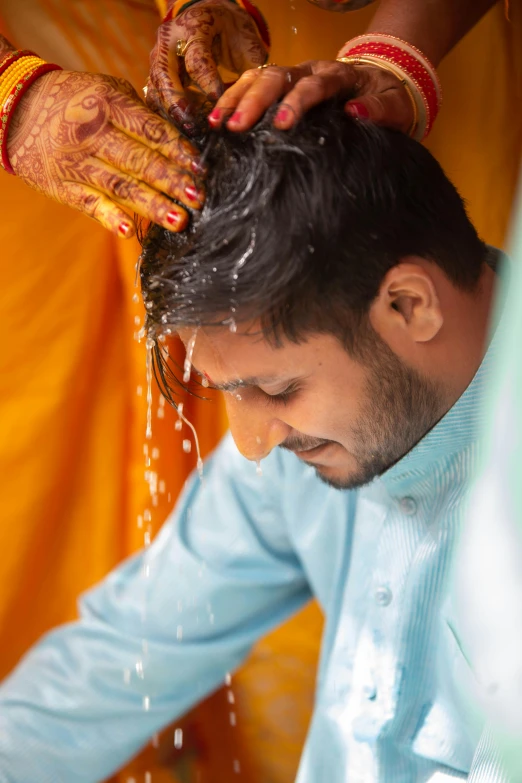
[146,0,268,128]
[6,68,205,238]
[209,59,414,134]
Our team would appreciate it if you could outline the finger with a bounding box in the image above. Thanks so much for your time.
[149,21,195,130]
[271,64,359,129]
[183,38,224,101]
[61,182,136,239]
[108,91,204,176]
[209,68,261,127]
[96,127,205,210]
[345,88,413,134]
[225,66,306,132]
[68,160,191,233]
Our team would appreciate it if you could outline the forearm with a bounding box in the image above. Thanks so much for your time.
[0,34,15,58]
[366,0,498,65]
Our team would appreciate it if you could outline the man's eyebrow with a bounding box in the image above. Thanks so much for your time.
[191,366,281,392]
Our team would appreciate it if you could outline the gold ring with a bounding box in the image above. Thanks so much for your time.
[176,36,207,57]
[258,63,278,69]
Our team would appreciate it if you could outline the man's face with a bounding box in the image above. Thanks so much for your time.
[181,323,445,490]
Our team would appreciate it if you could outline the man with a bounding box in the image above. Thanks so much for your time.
[0,101,507,782]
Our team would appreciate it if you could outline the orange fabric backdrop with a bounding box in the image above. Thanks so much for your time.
[0,2,521,782]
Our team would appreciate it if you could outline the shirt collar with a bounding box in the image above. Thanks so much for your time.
[380,249,506,491]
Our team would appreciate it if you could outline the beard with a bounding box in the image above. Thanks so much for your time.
[282,332,447,491]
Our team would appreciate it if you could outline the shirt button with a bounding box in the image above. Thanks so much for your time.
[374,585,393,607]
[399,496,417,515]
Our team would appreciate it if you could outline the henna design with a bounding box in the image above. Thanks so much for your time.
[149,0,267,117]
[6,69,200,229]
[0,35,15,59]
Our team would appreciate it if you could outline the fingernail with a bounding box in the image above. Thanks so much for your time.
[274,108,288,124]
[191,158,207,176]
[228,111,242,125]
[208,108,222,126]
[346,101,370,119]
[118,221,132,237]
[167,209,185,227]
[185,184,204,203]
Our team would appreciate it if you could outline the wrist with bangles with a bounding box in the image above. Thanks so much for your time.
[0,49,62,174]
[165,0,271,58]
[336,33,442,141]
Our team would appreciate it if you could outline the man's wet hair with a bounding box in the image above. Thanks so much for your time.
[140,99,486,401]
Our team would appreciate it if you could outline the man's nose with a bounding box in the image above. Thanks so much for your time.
[224,395,291,461]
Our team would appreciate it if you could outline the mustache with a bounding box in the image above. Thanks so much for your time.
[279,436,332,453]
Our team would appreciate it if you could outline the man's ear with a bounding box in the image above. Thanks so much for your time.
[369,261,443,344]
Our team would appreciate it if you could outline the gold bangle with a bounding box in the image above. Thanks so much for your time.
[337,55,425,140]
[0,57,45,106]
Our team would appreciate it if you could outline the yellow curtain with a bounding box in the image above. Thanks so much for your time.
[0,2,521,782]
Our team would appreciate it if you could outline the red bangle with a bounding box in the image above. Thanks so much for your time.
[345,42,439,136]
[0,50,39,78]
[339,34,442,139]
[0,62,62,175]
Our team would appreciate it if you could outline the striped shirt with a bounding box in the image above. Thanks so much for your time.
[0,269,510,782]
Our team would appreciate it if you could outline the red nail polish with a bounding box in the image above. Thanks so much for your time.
[185,184,202,203]
[167,210,183,226]
[118,221,132,237]
[275,108,288,123]
[208,108,222,126]
[346,101,370,119]
[228,111,242,124]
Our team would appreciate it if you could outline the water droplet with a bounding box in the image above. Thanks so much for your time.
[151,447,160,460]
[291,25,297,34]
[135,660,144,679]
[146,344,153,440]
[182,439,192,453]
[174,728,183,749]
[145,772,152,783]
[132,293,140,303]
[144,531,151,547]
[152,733,160,749]
[308,245,315,253]
[177,625,183,640]
[229,320,237,333]
[183,332,197,383]
[229,712,236,726]
[228,691,235,704]
[212,267,217,272]
[225,672,232,686]
[201,376,209,388]
[143,695,150,711]
[197,457,204,477]
[159,480,166,494]
[233,760,241,774]
[235,393,242,401]
[157,407,165,419]
[175,419,182,431]
[134,315,141,326]
[123,668,131,684]
[318,136,325,146]
[137,515,143,528]
[137,386,143,397]
[256,461,263,476]
[144,509,152,522]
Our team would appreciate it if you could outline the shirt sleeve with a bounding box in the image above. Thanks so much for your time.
[0,434,311,783]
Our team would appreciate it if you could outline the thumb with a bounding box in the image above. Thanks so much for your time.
[345,89,413,135]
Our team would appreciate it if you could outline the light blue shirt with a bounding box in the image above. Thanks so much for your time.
[0,316,510,783]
